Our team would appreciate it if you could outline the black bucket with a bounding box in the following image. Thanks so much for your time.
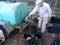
[47,23,60,33]
[24,33,35,42]
[30,38,41,45]
[50,16,60,24]
[24,30,42,45]
[31,29,42,39]
[31,29,37,34]
[35,31,42,39]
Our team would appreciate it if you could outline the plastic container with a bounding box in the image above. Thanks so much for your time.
[47,23,60,33]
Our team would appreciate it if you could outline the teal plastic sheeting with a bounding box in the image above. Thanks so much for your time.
[0,2,30,26]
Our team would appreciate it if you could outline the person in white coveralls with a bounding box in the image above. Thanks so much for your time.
[26,0,52,34]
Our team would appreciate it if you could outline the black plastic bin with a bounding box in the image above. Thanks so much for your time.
[24,29,42,45]
[24,33,35,42]
[50,16,60,24]
[31,29,42,39]
[47,23,60,33]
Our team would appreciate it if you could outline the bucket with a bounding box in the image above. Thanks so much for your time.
[47,23,60,33]
[24,33,35,42]
[30,38,41,45]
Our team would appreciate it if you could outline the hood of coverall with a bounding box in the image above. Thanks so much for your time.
[36,0,43,7]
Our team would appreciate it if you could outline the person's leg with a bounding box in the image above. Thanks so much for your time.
[38,17,43,29]
[41,17,50,33]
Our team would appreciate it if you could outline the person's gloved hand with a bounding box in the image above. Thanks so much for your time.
[25,16,29,21]
[25,14,32,20]
[25,16,29,20]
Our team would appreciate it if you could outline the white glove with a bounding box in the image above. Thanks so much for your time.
[37,17,40,20]
[25,14,31,20]
[25,16,29,20]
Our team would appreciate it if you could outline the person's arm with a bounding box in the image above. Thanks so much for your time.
[46,4,52,17]
[28,6,39,17]
[25,6,39,20]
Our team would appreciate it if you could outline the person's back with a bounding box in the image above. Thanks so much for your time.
[37,2,51,17]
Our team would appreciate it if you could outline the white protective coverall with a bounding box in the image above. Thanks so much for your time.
[26,0,52,33]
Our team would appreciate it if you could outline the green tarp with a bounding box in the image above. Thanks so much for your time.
[0,2,30,26]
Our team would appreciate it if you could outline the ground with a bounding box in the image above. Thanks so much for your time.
[1,27,57,45]
[1,29,25,45]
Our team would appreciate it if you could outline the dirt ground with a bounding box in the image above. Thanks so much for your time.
[1,29,25,45]
[1,26,57,45]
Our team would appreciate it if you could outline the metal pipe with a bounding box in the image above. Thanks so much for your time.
[20,10,22,32]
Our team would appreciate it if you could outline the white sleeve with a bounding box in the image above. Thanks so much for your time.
[29,6,39,16]
[46,4,52,17]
